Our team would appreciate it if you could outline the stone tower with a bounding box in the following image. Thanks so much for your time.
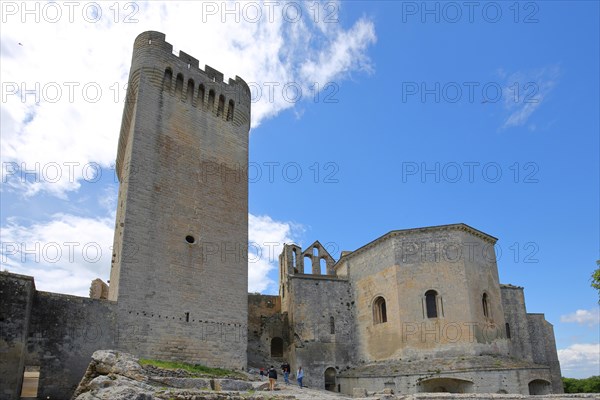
[108,31,251,369]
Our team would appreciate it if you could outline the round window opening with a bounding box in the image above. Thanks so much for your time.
[185,235,195,244]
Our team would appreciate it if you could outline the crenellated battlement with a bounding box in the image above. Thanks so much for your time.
[116,31,251,181]
[132,31,250,100]
[109,31,250,371]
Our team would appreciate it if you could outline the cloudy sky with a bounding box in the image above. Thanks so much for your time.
[1,1,598,378]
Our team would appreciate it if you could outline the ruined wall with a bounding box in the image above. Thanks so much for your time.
[500,285,534,361]
[108,31,251,369]
[285,274,355,391]
[247,294,289,368]
[0,273,35,400]
[89,278,109,299]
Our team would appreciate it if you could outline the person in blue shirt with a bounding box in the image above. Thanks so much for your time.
[297,366,304,388]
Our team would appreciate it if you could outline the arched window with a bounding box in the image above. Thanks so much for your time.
[163,68,173,92]
[373,296,387,324]
[226,100,235,121]
[505,322,511,339]
[217,94,225,116]
[208,90,215,111]
[330,316,335,334]
[482,293,489,318]
[304,255,312,273]
[175,73,184,96]
[425,290,438,318]
[270,337,283,357]
[186,79,194,102]
[320,258,327,275]
[197,84,205,108]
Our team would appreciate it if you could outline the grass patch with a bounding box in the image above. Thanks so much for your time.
[139,358,246,379]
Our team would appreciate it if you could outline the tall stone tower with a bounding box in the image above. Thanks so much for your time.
[108,31,250,369]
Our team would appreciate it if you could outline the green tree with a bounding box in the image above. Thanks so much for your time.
[592,260,600,304]
[562,376,600,393]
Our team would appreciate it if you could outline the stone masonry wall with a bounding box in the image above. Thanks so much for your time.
[286,274,355,391]
[527,314,563,394]
[342,226,508,363]
[108,31,251,369]
[338,366,554,395]
[0,272,35,400]
[247,294,288,368]
[500,285,534,361]
[0,272,117,400]
[25,291,116,399]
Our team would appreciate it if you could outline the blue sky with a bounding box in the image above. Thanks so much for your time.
[1,1,598,378]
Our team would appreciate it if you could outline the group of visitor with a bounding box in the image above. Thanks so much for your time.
[259,362,304,390]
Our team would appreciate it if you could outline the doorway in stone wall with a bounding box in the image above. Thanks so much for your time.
[19,366,39,398]
[270,337,283,358]
[324,367,337,391]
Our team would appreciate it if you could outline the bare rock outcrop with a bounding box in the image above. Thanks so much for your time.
[71,350,286,400]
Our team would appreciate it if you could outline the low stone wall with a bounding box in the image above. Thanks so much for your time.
[375,395,598,399]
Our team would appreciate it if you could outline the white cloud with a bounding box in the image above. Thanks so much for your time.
[500,66,559,129]
[560,309,600,326]
[248,214,304,293]
[1,1,376,198]
[1,212,302,296]
[558,343,600,378]
[1,214,115,296]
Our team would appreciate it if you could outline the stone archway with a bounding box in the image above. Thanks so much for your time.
[324,367,337,391]
[420,378,474,393]
[528,379,551,395]
[270,337,283,358]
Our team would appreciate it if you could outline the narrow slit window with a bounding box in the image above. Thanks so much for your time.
[217,95,225,116]
[197,84,205,108]
[425,290,438,318]
[208,90,215,111]
[482,293,489,318]
[226,100,235,121]
[186,79,194,102]
[163,68,173,92]
[175,73,184,96]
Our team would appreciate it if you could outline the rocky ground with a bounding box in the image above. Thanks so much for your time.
[72,350,598,400]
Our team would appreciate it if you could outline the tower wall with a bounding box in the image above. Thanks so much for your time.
[108,31,250,369]
[501,285,534,361]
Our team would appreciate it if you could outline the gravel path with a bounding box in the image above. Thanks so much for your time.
[266,382,352,399]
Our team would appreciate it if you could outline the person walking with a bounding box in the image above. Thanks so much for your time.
[281,361,290,384]
[267,365,278,391]
[297,366,304,388]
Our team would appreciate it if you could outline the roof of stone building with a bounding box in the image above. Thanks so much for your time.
[337,355,548,378]
[334,223,497,268]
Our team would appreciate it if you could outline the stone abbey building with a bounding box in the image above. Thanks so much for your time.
[247,226,563,395]
[0,32,562,399]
